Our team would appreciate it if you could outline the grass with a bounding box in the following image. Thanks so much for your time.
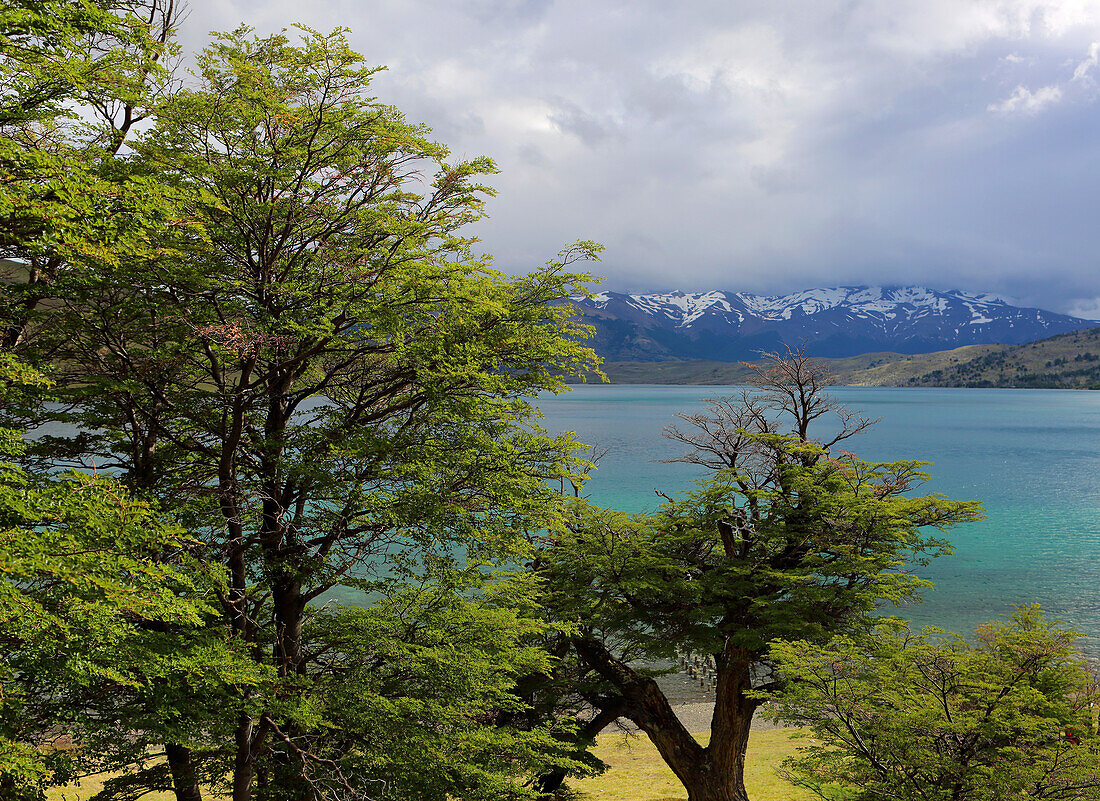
[570,728,814,801]
[45,729,812,801]
[46,775,177,801]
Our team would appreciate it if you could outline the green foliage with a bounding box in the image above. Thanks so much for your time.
[767,607,1100,800]
[0,0,185,350]
[304,571,582,801]
[544,435,978,662]
[0,0,172,127]
[0,357,245,801]
[4,21,603,801]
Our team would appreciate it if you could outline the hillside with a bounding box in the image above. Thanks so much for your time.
[570,327,1100,388]
[884,326,1100,389]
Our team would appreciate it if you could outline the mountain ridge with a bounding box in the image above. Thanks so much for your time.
[568,285,1098,362]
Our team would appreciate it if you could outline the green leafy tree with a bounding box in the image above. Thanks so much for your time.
[536,351,982,801]
[0,10,272,799]
[16,24,602,801]
[303,570,583,801]
[0,355,251,801]
[0,0,183,350]
[767,607,1100,800]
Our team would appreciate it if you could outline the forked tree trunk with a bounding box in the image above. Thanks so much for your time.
[574,637,757,801]
[682,646,757,801]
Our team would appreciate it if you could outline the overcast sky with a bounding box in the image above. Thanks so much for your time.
[183,1,1100,317]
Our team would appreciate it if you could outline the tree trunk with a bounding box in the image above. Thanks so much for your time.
[694,644,757,801]
[533,764,570,797]
[573,636,757,801]
[165,742,203,801]
[574,638,708,790]
[534,701,625,798]
[269,566,312,801]
[681,774,750,801]
[255,762,269,801]
[232,712,255,801]
[271,573,305,676]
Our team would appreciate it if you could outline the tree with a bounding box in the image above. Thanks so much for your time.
[0,355,247,801]
[301,571,584,801]
[0,9,261,800]
[536,349,983,801]
[13,25,602,801]
[0,0,184,351]
[767,607,1100,800]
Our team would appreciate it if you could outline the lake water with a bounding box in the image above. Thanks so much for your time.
[536,385,1100,653]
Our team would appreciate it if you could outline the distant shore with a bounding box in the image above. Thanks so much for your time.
[568,327,1100,389]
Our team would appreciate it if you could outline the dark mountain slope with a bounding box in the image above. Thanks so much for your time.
[569,286,1096,361]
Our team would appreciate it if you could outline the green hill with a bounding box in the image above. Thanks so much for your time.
[875,326,1100,389]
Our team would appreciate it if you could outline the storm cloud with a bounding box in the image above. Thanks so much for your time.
[182,0,1100,316]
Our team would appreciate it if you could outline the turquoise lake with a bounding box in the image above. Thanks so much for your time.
[536,386,1100,653]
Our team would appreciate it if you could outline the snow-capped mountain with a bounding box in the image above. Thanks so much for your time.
[567,286,1098,362]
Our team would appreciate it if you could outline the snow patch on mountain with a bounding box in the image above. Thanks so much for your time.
[575,286,1039,331]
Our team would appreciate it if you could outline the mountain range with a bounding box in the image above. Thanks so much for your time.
[567,286,1098,361]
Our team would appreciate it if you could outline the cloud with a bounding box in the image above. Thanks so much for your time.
[986,41,1100,117]
[988,83,1064,113]
[181,0,1100,316]
[1067,297,1100,320]
[1072,41,1100,81]
[981,40,1100,122]
[547,99,622,147]
[749,165,807,194]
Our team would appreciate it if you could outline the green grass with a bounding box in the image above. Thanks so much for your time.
[46,775,177,801]
[570,728,814,801]
[45,729,812,801]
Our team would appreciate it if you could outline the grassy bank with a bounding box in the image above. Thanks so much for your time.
[47,776,174,801]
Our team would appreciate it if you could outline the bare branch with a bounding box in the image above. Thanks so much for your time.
[662,345,879,481]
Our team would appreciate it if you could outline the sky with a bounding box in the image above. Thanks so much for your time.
[182,1,1100,317]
